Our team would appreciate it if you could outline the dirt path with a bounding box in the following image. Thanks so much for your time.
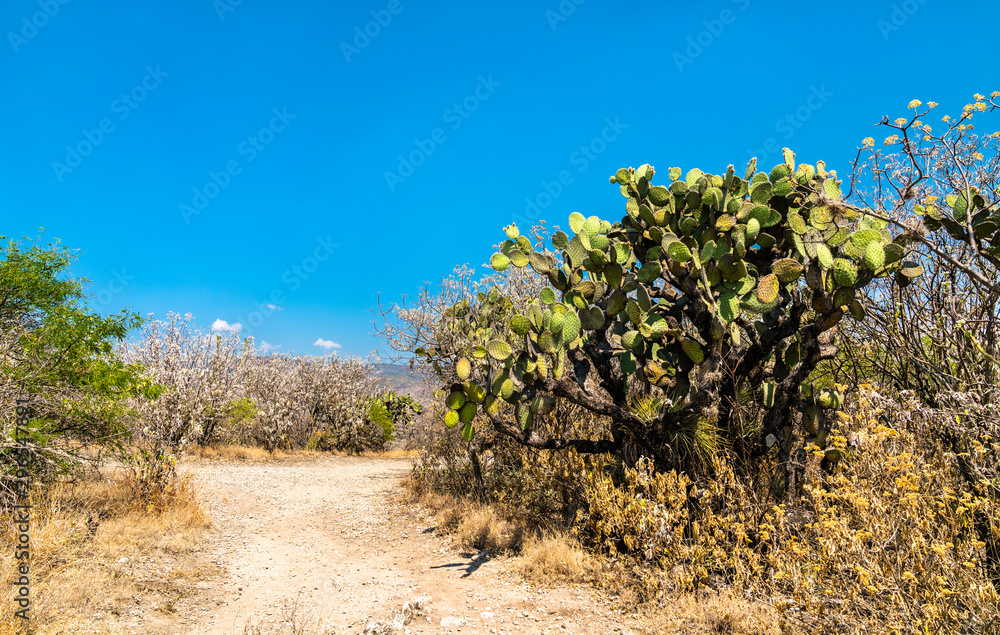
[151,455,639,634]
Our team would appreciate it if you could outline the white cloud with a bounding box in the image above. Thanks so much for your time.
[264,304,283,310]
[211,319,242,333]
[260,341,281,352]
[313,338,342,350]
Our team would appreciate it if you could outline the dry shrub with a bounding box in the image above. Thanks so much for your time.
[240,593,336,635]
[410,399,614,528]
[580,387,1000,633]
[637,590,784,635]
[0,472,210,634]
[518,530,598,584]
[455,505,523,553]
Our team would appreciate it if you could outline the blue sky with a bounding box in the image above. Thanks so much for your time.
[2,0,998,358]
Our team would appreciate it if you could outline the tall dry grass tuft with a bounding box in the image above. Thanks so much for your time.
[0,471,211,634]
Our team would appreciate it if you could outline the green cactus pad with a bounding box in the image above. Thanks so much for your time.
[622,330,642,351]
[490,253,510,272]
[850,229,881,250]
[802,405,819,435]
[818,388,842,409]
[509,250,529,268]
[832,286,856,308]
[561,310,581,343]
[756,273,780,304]
[762,381,776,407]
[882,243,904,265]
[456,357,471,381]
[848,299,866,320]
[568,212,585,234]
[719,291,741,322]
[444,410,460,428]
[500,378,515,400]
[603,264,623,289]
[833,259,858,287]
[461,422,475,442]
[771,258,804,283]
[637,261,661,284]
[446,391,466,410]
[539,287,556,305]
[769,164,791,183]
[552,231,569,250]
[509,315,532,336]
[530,395,556,415]
[681,338,705,363]
[788,212,807,235]
[667,241,692,262]
[528,252,551,274]
[486,340,513,361]
[648,185,671,206]
[810,206,833,229]
[459,402,477,423]
[750,181,773,204]
[566,237,588,268]
[464,381,486,404]
[716,214,736,232]
[741,292,780,314]
[863,241,885,270]
[515,404,533,430]
[815,243,834,269]
[504,225,519,239]
[824,178,842,199]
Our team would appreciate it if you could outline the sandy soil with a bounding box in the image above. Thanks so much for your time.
[146,455,640,634]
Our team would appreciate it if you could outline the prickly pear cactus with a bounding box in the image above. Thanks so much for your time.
[419,150,918,473]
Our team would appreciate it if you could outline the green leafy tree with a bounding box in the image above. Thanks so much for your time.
[0,235,154,503]
[416,152,918,486]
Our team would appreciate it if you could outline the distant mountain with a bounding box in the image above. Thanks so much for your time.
[373,363,433,401]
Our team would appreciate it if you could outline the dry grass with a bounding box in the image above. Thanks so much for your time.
[183,444,417,463]
[518,530,599,584]
[0,471,213,634]
[183,444,286,462]
[636,591,785,635]
[240,594,336,635]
